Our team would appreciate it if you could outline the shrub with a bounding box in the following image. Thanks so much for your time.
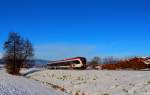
[3,32,34,75]
[102,57,147,70]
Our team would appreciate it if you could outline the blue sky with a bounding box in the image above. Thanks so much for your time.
[0,0,150,60]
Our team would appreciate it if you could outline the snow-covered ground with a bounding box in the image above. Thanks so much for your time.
[0,69,67,95]
[1,67,150,95]
[26,70,150,95]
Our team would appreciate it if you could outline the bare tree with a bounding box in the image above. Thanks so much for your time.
[103,56,118,64]
[3,32,34,75]
[89,56,101,69]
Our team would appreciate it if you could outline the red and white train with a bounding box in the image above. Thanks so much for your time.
[47,57,86,69]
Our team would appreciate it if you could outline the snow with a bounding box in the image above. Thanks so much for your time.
[1,67,150,95]
[0,64,4,69]
[27,70,150,95]
[0,69,67,95]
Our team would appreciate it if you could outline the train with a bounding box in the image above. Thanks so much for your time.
[47,57,86,69]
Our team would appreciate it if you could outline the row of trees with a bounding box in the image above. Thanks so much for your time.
[3,32,34,75]
[101,57,147,70]
[88,56,121,69]
[88,56,149,70]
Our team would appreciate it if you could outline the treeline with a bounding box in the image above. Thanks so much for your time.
[88,56,150,70]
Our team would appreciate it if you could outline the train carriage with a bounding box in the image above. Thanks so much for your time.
[47,57,86,69]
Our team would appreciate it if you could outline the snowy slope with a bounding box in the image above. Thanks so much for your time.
[27,70,150,95]
[0,69,67,95]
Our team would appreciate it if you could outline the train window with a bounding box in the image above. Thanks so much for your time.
[70,60,80,64]
[48,60,81,66]
[61,62,70,66]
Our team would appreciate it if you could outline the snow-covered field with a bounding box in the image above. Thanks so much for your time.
[26,70,150,95]
[1,67,150,95]
[0,69,67,95]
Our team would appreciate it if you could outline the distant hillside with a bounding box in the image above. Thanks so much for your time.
[33,59,49,67]
[34,59,49,64]
[0,59,4,64]
[0,59,49,68]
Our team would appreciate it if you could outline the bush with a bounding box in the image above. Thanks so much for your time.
[3,32,34,75]
[88,56,101,69]
[102,57,147,70]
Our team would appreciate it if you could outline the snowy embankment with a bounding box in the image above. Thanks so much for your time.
[0,69,67,95]
[26,70,150,95]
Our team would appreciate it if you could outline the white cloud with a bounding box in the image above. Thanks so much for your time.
[34,43,96,60]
